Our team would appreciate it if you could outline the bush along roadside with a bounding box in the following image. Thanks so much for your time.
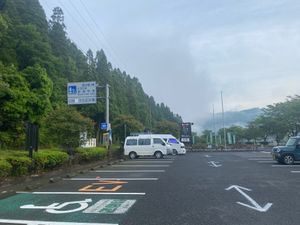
[74,147,107,163]
[0,147,114,179]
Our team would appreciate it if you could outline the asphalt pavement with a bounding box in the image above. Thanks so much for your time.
[1,151,300,225]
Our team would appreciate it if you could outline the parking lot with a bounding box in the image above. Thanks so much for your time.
[1,151,300,225]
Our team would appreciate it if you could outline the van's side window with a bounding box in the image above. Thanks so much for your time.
[168,138,179,144]
[126,139,137,146]
[138,138,151,145]
[153,138,164,144]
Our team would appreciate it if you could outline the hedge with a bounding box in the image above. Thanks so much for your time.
[33,150,69,170]
[75,147,107,162]
[0,147,111,178]
[0,159,12,177]
[6,156,32,176]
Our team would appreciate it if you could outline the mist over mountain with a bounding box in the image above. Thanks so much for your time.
[197,108,263,132]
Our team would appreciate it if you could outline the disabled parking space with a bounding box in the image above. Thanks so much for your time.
[0,192,142,225]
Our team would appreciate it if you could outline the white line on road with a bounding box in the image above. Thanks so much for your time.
[290,171,300,173]
[129,159,174,161]
[123,161,173,163]
[257,161,275,163]
[272,165,300,167]
[16,191,146,195]
[111,165,169,167]
[261,151,271,154]
[248,158,273,161]
[0,219,117,225]
[91,170,165,173]
[63,178,158,181]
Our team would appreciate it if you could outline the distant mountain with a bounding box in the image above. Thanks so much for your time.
[200,108,263,131]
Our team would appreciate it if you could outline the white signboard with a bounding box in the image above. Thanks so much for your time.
[67,81,97,105]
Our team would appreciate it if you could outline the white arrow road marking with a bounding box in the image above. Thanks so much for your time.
[225,185,272,212]
[208,161,222,167]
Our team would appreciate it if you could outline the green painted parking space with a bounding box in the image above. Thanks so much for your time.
[0,193,141,224]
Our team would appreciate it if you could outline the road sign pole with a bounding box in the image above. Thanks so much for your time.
[106,84,110,130]
[105,84,112,162]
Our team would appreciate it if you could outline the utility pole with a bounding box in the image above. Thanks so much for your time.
[213,104,217,149]
[221,91,227,150]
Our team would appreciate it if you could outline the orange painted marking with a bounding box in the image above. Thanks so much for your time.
[79,180,128,192]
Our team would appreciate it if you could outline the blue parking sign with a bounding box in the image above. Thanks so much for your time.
[68,85,77,94]
[100,122,107,130]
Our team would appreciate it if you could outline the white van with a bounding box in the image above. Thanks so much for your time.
[124,135,169,159]
[151,134,186,155]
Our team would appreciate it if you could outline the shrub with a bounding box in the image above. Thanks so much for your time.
[6,156,32,176]
[33,150,69,170]
[0,159,12,177]
[75,147,107,163]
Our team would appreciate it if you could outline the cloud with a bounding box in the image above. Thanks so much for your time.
[40,0,300,129]
[189,23,300,112]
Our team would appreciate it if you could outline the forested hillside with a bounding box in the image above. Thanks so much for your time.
[0,0,182,148]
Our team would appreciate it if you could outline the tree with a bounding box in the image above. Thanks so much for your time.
[0,63,31,148]
[226,125,246,144]
[112,115,144,142]
[22,64,53,123]
[42,107,94,151]
[154,120,180,138]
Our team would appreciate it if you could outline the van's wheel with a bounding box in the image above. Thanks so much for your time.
[129,152,137,159]
[283,154,294,165]
[154,151,163,159]
[172,149,178,155]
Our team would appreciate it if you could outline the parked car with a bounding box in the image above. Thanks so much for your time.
[124,135,169,159]
[150,134,186,155]
[271,136,300,165]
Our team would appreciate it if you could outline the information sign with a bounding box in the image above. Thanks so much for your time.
[100,122,107,130]
[67,81,96,105]
[180,122,193,145]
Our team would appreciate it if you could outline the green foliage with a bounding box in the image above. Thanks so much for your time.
[33,150,68,170]
[112,115,144,141]
[6,156,32,176]
[0,159,12,177]
[22,64,53,123]
[0,64,30,147]
[154,120,180,138]
[75,147,107,162]
[43,107,94,149]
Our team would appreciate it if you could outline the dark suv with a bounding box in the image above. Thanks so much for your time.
[272,136,300,165]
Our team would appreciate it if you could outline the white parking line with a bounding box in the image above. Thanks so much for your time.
[129,159,174,161]
[291,171,300,173]
[123,161,173,163]
[111,165,169,167]
[16,191,146,195]
[248,158,273,161]
[63,178,159,181]
[0,219,117,225]
[91,170,165,173]
[271,165,300,167]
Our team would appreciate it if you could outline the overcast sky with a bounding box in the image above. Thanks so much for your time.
[40,0,300,127]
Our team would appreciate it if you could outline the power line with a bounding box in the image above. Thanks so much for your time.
[78,0,124,69]
[57,0,93,54]
[67,0,121,69]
